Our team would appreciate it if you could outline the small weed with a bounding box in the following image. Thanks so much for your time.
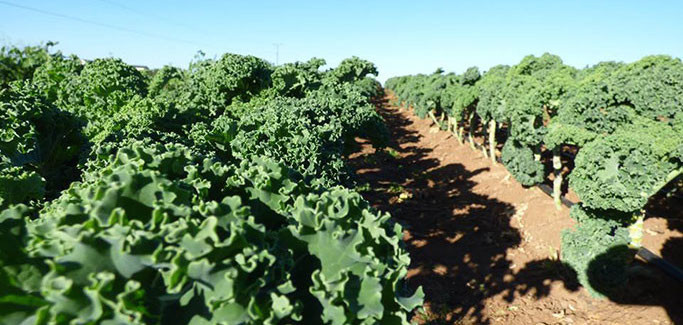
[413,304,451,325]
[388,183,404,194]
[355,182,372,193]
[363,155,378,165]
[385,148,401,159]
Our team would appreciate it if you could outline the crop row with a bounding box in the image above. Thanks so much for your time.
[385,54,682,297]
[0,44,423,324]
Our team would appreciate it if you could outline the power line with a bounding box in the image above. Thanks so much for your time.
[0,0,210,48]
[94,0,207,35]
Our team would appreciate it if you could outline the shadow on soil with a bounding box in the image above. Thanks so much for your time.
[352,95,683,324]
[349,96,581,324]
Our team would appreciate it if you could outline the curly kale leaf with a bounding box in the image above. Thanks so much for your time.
[20,142,421,324]
[0,43,52,88]
[180,53,272,118]
[501,140,545,186]
[324,56,377,84]
[609,55,683,121]
[475,65,509,123]
[271,58,326,98]
[570,119,682,212]
[0,82,84,206]
[64,58,147,121]
[561,204,632,298]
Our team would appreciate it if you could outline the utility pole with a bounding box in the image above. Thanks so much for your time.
[273,43,283,65]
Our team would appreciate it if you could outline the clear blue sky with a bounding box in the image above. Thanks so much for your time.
[1,0,682,82]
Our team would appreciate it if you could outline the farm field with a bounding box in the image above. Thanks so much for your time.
[1,42,682,325]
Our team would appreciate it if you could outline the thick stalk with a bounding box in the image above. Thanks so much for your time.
[626,169,682,248]
[452,115,462,143]
[552,147,562,210]
[481,119,489,158]
[468,112,476,150]
[489,120,497,164]
[628,212,645,249]
[648,168,683,197]
[533,145,541,162]
[428,110,440,127]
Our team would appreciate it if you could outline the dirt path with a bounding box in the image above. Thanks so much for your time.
[348,94,682,325]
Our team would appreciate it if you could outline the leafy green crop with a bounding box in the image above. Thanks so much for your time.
[475,65,508,124]
[31,54,83,105]
[0,82,83,208]
[570,118,682,212]
[180,53,272,118]
[1,43,53,88]
[148,65,186,101]
[271,58,326,98]
[324,57,377,85]
[0,142,423,324]
[0,44,422,324]
[65,58,147,117]
[388,53,683,300]
[211,93,388,187]
[561,205,632,298]
[500,140,545,186]
[610,55,683,121]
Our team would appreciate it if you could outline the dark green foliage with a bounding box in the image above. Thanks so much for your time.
[549,61,627,142]
[147,65,185,101]
[503,54,575,147]
[416,72,450,118]
[181,53,272,118]
[571,119,683,212]
[30,54,83,104]
[543,62,623,150]
[0,82,84,207]
[610,55,683,121]
[350,77,383,100]
[475,65,509,123]
[324,56,378,84]
[500,140,545,186]
[442,71,477,120]
[5,142,422,324]
[0,43,52,88]
[213,92,388,187]
[461,66,481,86]
[561,205,632,298]
[219,98,348,187]
[0,206,49,323]
[271,58,326,98]
[0,44,420,323]
[65,58,147,119]
[90,95,177,144]
[306,84,389,150]
[0,163,45,210]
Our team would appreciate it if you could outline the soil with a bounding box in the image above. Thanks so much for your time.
[348,93,683,325]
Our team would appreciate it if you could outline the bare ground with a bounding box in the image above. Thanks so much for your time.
[348,94,683,325]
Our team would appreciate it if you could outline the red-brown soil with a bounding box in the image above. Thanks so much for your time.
[348,94,683,325]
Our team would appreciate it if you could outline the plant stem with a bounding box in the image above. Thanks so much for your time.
[481,119,489,158]
[628,211,645,249]
[552,146,562,210]
[428,110,439,127]
[489,120,497,164]
[451,116,462,143]
[468,112,476,150]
